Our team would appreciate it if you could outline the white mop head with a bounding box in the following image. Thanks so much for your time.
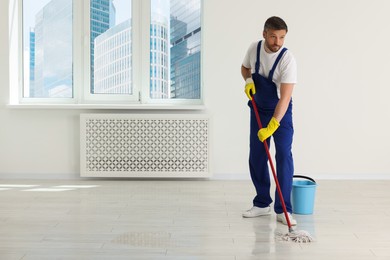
[276,230,315,243]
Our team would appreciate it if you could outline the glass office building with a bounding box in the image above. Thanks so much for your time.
[29,29,35,96]
[150,13,169,99]
[30,0,73,98]
[149,0,201,99]
[90,0,115,93]
[169,0,201,99]
[94,19,132,94]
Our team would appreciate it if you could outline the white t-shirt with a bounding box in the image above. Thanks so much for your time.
[242,41,297,98]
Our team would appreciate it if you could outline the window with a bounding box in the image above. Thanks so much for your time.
[22,0,73,99]
[11,0,202,107]
[89,0,133,98]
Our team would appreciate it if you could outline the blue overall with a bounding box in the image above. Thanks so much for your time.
[248,40,294,214]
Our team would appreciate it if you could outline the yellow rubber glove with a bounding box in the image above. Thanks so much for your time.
[257,117,280,142]
[244,78,256,100]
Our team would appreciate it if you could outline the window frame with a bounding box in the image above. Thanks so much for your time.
[8,0,204,109]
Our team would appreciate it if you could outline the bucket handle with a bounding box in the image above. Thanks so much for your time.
[293,175,316,183]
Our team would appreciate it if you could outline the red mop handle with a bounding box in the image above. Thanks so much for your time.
[250,97,292,229]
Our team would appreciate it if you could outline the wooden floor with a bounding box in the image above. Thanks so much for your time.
[0,179,389,259]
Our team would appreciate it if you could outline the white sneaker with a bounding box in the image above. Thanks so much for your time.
[242,206,271,218]
[277,213,297,226]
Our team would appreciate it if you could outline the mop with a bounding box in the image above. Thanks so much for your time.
[250,96,314,243]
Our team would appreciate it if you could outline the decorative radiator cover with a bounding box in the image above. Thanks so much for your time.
[80,114,210,178]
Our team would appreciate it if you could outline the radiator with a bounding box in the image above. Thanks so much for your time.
[80,114,210,178]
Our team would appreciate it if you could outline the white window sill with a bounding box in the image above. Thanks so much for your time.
[7,103,206,110]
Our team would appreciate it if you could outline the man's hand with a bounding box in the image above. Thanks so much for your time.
[257,117,280,142]
[244,78,256,100]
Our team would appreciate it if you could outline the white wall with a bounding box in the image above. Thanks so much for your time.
[1,0,390,179]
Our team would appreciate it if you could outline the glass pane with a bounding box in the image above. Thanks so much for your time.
[23,0,73,98]
[91,0,132,95]
[151,0,201,99]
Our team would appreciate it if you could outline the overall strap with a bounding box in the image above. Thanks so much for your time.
[268,47,288,81]
[254,41,262,74]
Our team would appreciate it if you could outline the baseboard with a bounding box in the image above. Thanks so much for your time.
[211,173,390,180]
[1,172,390,180]
[306,173,390,180]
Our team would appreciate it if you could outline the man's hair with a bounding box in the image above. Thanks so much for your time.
[264,16,288,32]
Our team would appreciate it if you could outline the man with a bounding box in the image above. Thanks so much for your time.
[241,16,297,225]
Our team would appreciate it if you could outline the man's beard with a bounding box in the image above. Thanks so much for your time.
[265,42,281,53]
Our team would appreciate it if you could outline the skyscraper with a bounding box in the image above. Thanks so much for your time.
[29,28,35,96]
[169,0,201,99]
[90,0,116,93]
[94,19,132,94]
[150,13,169,99]
[32,0,73,98]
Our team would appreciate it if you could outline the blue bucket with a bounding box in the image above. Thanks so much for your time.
[291,175,317,215]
